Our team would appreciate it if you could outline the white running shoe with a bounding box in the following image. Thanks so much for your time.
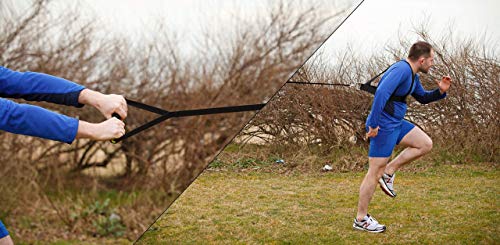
[379,173,396,198]
[353,214,386,233]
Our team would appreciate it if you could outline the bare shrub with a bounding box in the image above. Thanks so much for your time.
[0,0,346,241]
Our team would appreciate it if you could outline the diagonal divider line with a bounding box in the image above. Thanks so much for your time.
[134,0,366,243]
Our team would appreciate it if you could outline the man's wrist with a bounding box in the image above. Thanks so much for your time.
[78,89,105,108]
[76,120,96,139]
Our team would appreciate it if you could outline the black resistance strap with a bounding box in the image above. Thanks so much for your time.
[360,60,415,103]
[113,62,414,143]
[111,99,265,143]
[359,66,391,94]
[287,81,353,87]
[286,61,415,117]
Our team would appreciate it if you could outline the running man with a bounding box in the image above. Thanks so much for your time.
[353,41,452,233]
[0,65,128,244]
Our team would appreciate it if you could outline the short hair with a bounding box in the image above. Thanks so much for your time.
[408,41,433,61]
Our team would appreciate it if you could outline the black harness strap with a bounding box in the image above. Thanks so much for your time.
[111,99,265,143]
[359,60,416,116]
[359,66,391,94]
[287,81,353,87]
[360,60,415,103]
[288,61,416,117]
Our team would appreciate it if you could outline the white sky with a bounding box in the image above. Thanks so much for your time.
[75,0,499,54]
[79,0,268,38]
[322,0,500,59]
[62,0,346,60]
[7,0,499,60]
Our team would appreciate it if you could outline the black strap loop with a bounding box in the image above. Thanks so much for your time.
[111,99,265,143]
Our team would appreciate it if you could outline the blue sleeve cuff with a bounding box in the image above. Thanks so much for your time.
[439,90,447,99]
[367,121,378,129]
[7,88,86,108]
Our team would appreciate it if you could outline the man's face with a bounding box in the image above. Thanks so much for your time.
[418,49,434,74]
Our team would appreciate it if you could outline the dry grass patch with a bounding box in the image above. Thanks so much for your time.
[139,164,498,244]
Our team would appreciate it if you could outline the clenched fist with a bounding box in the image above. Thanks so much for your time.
[78,89,128,119]
[365,126,379,140]
[437,75,452,94]
[76,117,125,141]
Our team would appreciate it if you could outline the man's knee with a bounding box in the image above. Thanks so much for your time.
[421,137,433,154]
[376,165,387,178]
[368,157,389,177]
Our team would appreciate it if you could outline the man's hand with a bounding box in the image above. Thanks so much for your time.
[78,89,128,119]
[437,75,452,94]
[76,118,125,141]
[365,126,379,139]
[96,94,127,119]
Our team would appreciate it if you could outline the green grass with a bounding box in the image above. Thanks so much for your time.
[138,164,499,244]
[17,239,131,245]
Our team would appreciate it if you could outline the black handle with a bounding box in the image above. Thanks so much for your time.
[110,113,122,144]
[112,112,121,120]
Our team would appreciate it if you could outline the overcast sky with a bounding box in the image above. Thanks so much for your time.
[76,0,348,53]
[76,0,499,54]
[80,0,269,38]
[7,0,499,60]
[321,0,500,59]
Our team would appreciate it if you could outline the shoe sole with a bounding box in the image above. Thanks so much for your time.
[353,224,386,233]
[378,178,396,198]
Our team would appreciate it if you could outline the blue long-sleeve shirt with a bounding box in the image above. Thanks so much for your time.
[366,60,446,131]
[0,66,85,143]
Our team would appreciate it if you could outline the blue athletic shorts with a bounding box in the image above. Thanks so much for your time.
[0,220,9,239]
[367,120,415,158]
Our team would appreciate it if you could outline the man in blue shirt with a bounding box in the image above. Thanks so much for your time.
[0,66,128,244]
[353,41,452,233]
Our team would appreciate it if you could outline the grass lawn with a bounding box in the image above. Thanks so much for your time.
[138,164,498,244]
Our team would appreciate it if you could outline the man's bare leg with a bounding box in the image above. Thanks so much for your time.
[356,156,390,221]
[0,235,14,245]
[385,127,433,175]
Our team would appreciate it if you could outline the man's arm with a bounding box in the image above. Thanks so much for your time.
[412,76,450,104]
[0,66,127,119]
[0,98,125,143]
[0,66,85,107]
